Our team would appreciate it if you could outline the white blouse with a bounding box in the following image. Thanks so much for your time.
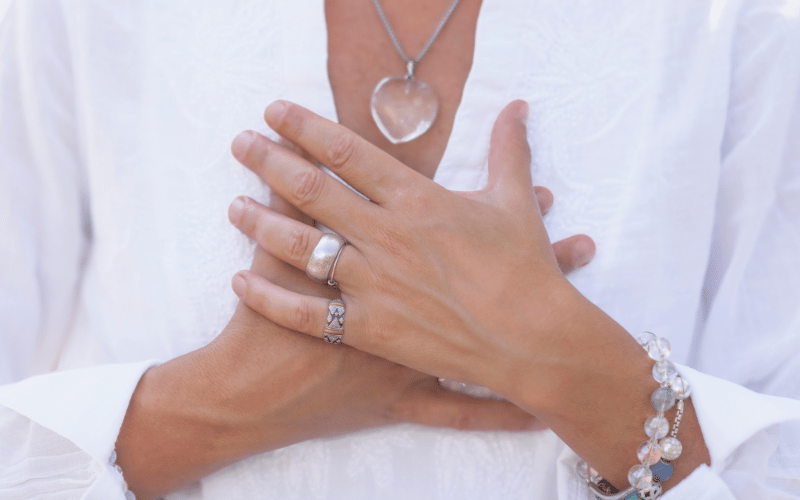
[1,0,799,498]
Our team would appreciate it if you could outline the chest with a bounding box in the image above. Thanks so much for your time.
[325,0,482,178]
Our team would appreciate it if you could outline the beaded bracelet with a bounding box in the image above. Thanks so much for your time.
[576,332,692,500]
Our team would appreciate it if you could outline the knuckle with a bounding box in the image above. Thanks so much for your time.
[293,299,315,333]
[286,226,313,262]
[291,169,325,206]
[326,134,357,171]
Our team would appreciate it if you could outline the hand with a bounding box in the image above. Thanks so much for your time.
[227,100,710,491]
[225,139,552,435]
[229,137,594,432]
[227,100,594,400]
[114,135,593,500]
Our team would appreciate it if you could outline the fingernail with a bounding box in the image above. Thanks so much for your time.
[264,100,288,123]
[232,273,247,298]
[519,100,529,122]
[228,197,245,226]
[573,238,596,267]
[231,131,256,161]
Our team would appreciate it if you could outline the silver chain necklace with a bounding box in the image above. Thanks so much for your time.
[369,0,463,144]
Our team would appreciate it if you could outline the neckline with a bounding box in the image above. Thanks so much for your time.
[283,0,523,191]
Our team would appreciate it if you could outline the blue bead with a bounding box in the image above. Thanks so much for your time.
[650,460,673,482]
[623,492,640,500]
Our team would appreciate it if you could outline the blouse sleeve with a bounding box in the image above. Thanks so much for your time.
[559,3,800,499]
[0,2,158,498]
[648,2,800,498]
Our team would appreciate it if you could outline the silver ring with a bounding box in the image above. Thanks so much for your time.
[327,246,344,287]
[306,233,346,285]
[323,299,345,344]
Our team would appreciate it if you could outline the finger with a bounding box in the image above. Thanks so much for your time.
[269,192,314,225]
[231,130,377,241]
[552,234,596,275]
[276,136,318,166]
[484,100,535,208]
[232,270,331,339]
[272,139,316,225]
[229,196,360,284]
[393,378,544,432]
[535,186,554,215]
[262,100,434,205]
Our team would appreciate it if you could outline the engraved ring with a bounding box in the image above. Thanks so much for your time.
[324,299,346,344]
[306,233,346,285]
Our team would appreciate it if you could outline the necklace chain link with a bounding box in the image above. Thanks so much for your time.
[371,0,463,76]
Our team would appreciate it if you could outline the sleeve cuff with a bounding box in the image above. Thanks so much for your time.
[0,360,161,464]
[675,364,800,473]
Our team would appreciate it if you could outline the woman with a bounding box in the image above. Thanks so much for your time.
[1,0,799,499]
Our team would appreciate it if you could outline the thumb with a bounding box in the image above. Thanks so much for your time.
[484,100,536,209]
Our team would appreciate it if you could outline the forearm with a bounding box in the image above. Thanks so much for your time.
[504,287,710,493]
[115,313,323,500]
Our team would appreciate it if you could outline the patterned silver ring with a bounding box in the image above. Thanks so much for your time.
[306,233,346,285]
[323,299,345,344]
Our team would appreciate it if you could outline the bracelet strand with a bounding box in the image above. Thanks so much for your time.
[576,332,692,500]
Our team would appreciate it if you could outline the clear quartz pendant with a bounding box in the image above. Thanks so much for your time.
[370,73,439,144]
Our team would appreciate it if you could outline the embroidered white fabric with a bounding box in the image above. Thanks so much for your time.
[1,0,800,499]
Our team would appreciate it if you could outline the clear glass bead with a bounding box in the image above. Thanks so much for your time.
[660,436,683,460]
[651,387,676,412]
[628,464,653,489]
[637,331,657,347]
[645,414,669,439]
[670,376,692,400]
[589,466,602,484]
[637,440,662,465]
[646,337,671,361]
[652,360,678,384]
[576,460,590,480]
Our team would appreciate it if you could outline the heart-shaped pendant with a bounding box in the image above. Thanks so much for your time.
[370,76,439,144]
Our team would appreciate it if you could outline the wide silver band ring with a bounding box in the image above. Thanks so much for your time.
[306,233,346,285]
[323,299,345,344]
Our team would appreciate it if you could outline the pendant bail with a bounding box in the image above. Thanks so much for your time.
[406,60,416,79]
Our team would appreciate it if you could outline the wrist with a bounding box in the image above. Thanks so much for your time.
[115,311,301,499]
[115,345,247,499]
[495,281,640,415]
[498,293,711,491]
